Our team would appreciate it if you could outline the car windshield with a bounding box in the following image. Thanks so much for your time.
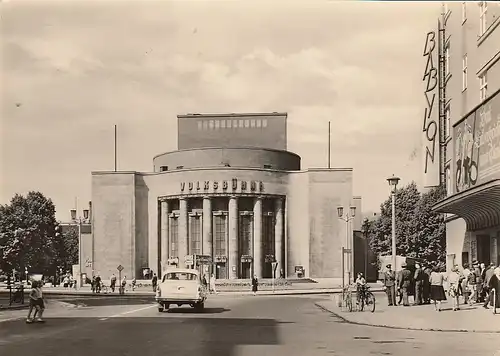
[163,272,198,282]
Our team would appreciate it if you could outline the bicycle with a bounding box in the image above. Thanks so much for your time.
[342,286,353,312]
[356,285,376,313]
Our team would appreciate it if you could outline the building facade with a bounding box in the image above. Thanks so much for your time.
[425,2,500,270]
[90,112,362,280]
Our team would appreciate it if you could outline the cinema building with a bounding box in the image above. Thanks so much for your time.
[423,3,500,270]
[89,112,363,280]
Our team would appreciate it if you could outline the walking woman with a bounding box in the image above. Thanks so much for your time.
[448,265,461,311]
[251,275,259,296]
[429,266,447,311]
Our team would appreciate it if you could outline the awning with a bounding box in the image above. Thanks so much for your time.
[432,179,500,231]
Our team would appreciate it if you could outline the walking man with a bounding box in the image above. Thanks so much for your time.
[383,264,396,306]
[399,262,412,307]
[414,263,424,305]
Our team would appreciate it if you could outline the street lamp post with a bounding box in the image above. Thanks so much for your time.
[337,205,356,291]
[70,208,89,288]
[361,217,369,279]
[387,175,400,273]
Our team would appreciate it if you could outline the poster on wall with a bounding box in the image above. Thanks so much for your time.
[454,91,500,193]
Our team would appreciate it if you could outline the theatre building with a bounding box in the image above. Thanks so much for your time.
[90,112,362,280]
[424,3,500,270]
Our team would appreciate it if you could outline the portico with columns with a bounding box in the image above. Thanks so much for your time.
[159,194,285,280]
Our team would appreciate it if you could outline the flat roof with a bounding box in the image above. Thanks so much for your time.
[177,112,288,119]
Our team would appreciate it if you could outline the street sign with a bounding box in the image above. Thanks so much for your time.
[117,264,124,272]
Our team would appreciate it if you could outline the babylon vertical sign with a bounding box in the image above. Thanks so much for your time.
[422,31,441,188]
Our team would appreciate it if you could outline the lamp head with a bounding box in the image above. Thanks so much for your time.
[337,206,344,218]
[70,209,77,221]
[387,174,400,191]
[349,206,356,217]
[83,209,89,221]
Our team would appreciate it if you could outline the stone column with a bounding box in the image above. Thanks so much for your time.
[160,200,169,273]
[178,198,188,268]
[202,197,212,257]
[228,196,239,279]
[253,197,263,279]
[275,198,284,278]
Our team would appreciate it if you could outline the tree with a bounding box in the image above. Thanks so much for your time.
[0,191,58,275]
[53,225,79,273]
[368,182,446,268]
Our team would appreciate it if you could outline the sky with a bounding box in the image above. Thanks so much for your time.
[1,0,440,221]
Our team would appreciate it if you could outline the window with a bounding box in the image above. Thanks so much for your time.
[262,119,268,128]
[176,165,184,169]
[215,120,220,129]
[227,119,232,128]
[214,215,226,256]
[244,119,250,128]
[445,106,451,138]
[169,217,178,258]
[250,119,255,127]
[462,54,468,91]
[233,119,238,128]
[262,214,275,257]
[209,120,214,129]
[160,166,168,172]
[163,272,197,282]
[445,47,450,76]
[479,2,487,36]
[462,2,467,23]
[239,215,253,256]
[256,119,261,128]
[189,216,201,255]
[239,119,244,128]
[203,121,208,130]
[479,72,488,100]
[221,119,226,128]
[197,121,202,130]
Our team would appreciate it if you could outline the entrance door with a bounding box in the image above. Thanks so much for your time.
[216,263,227,279]
[241,262,251,279]
[477,235,491,265]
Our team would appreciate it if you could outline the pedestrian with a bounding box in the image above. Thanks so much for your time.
[26,280,41,323]
[355,272,367,305]
[120,276,127,295]
[91,276,96,293]
[132,277,136,291]
[110,274,117,292]
[383,264,396,306]
[483,263,496,309]
[152,273,158,292]
[477,262,486,302]
[422,264,432,304]
[461,263,471,304]
[396,268,403,305]
[485,266,500,310]
[413,263,424,305]
[95,274,102,293]
[429,266,447,312]
[448,265,461,311]
[210,274,217,294]
[398,262,412,307]
[251,275,259,296]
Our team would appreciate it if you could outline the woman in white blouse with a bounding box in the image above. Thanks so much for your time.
[429,266,447,311]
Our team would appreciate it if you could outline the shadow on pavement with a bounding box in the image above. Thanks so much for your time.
[167,307,230,314]
[59,297,154,307]
[0,317,280,356]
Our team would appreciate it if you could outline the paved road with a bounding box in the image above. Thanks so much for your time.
[0,295,498,356]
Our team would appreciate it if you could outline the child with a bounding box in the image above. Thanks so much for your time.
[26,280,40,323]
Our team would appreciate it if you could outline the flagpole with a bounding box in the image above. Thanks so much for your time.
[114,125,117,172]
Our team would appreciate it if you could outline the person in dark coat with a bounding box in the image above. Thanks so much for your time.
[486,267,500,309]
[414,263,425,305]
[422,264,432,304]
[251,275,258,296]
[152,273,158,292]
[399,262,412,306]
[383,264,397,306]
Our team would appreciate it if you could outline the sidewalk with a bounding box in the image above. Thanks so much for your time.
[315,295,500,333]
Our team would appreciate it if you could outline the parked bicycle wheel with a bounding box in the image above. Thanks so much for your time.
[365,292,376,313]
[345,292,353,312]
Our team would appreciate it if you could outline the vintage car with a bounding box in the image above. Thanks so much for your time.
[155,268,208,312]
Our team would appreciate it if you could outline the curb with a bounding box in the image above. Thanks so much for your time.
[0,304,29,311]
[314,302,500,334]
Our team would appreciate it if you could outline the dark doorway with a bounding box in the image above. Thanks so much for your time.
[241,262,251,279]
[216,263,227,279]
[476,235,491,265]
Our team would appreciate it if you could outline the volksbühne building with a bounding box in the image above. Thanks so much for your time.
[423,3,500,270]
[90,112,362,280]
